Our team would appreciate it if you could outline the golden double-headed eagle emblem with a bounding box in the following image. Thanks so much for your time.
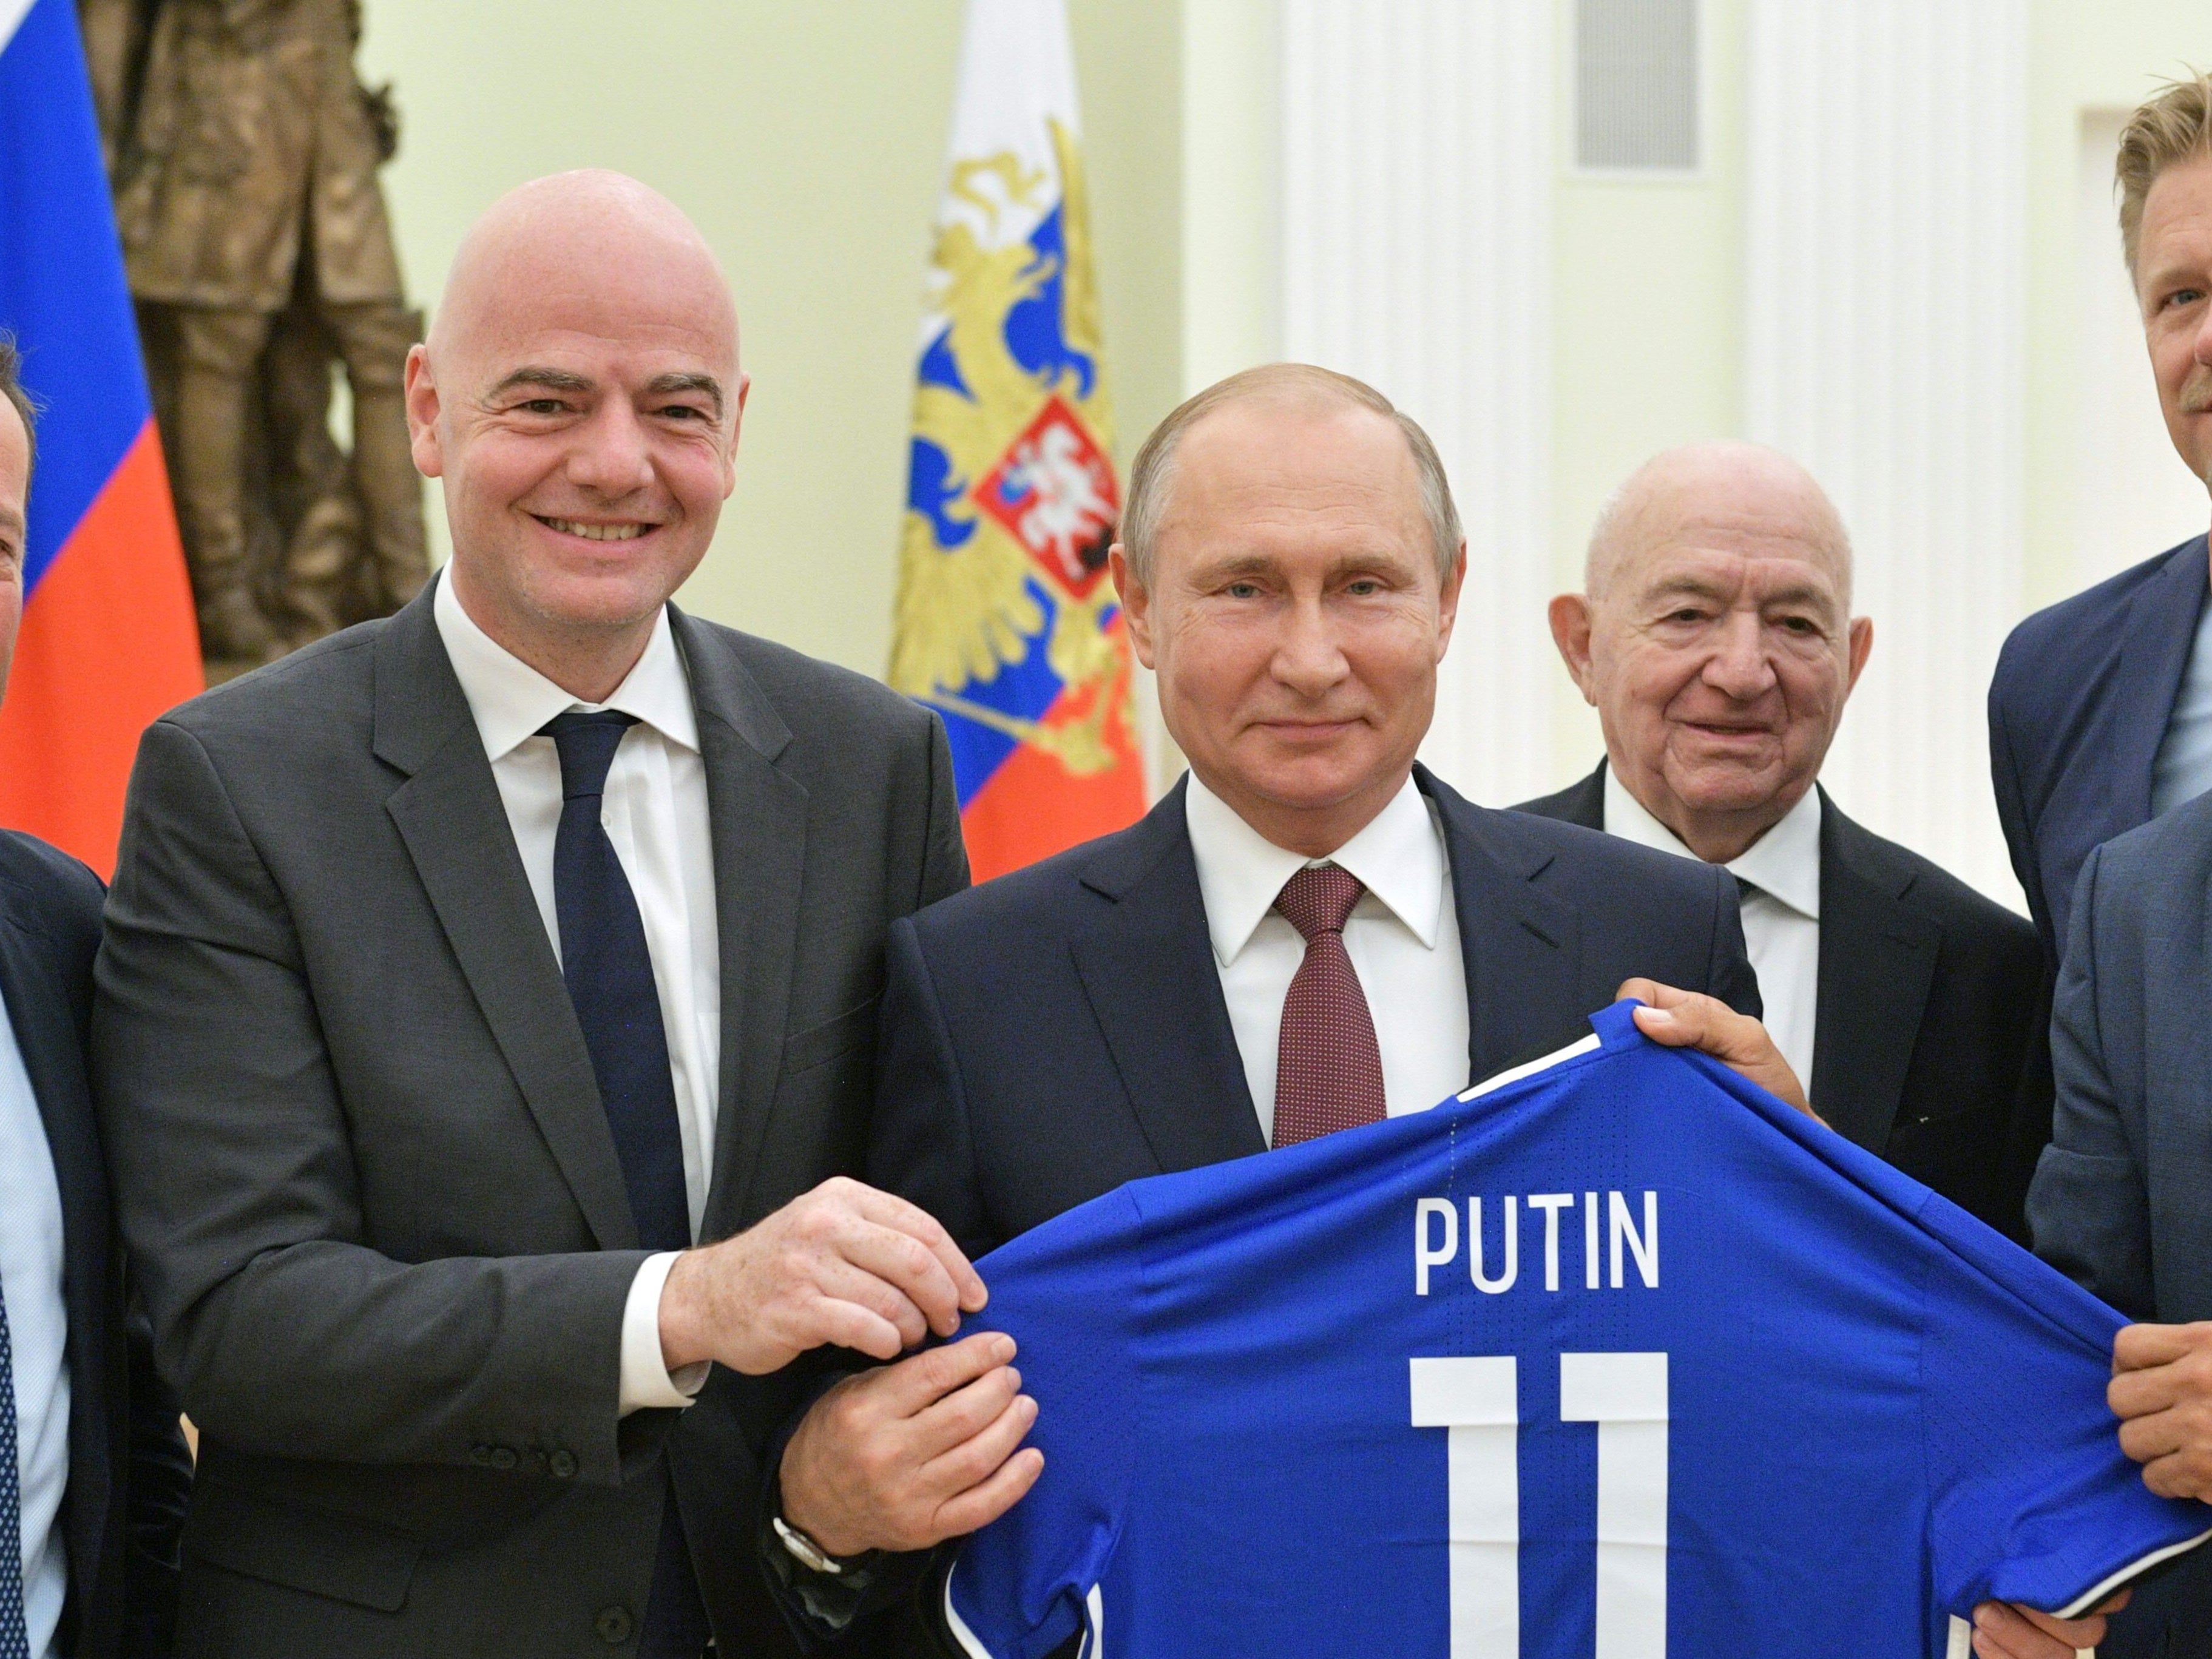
[888,120,1134,778]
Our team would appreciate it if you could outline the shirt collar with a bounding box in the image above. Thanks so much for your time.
[433,567,698,762]
[1602,765,1822,920]
[1183,769,1449,965]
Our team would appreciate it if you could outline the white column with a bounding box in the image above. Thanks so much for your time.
[1744,1,2030,903]
[1280,0,1554,805]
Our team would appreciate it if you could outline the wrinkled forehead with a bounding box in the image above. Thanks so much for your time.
[1166,402,1426,545]
[1622,528,1851,612]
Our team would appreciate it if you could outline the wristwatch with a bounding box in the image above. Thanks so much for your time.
[773,1514,855,1576]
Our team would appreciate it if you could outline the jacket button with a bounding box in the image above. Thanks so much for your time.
[550,1450,578,1479]
[594,1606,634,1644]
[468,1444,493,1466]
[489,1446,518,1471]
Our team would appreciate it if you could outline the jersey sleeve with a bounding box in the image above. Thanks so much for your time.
[942,1185,1146,1659]
[1916,1189,2212,1618]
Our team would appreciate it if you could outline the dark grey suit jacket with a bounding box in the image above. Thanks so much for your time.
[90,586,967,1658]
[2027,789,2212,1656]
[1515,764,2052,1239]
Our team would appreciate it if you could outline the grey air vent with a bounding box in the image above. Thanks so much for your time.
[1576,0,1701,173]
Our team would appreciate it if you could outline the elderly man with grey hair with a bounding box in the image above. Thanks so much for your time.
[1521,442,2049,1242]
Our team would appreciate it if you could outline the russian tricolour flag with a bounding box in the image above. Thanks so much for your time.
[888,0,1146,881]
[0,0,201,876]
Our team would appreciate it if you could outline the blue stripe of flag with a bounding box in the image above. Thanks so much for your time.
[0,0,158,594]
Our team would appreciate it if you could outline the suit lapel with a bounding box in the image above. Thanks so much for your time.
[1070,783,1267,1172]
[374,589,639,1251]
[1808,794,1939,1154]
[1421,769,1583,1078]
[2111,537,2209,826]
[671,612,810,1238]
[0,886,113,1617]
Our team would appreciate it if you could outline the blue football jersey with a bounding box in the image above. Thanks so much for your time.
[940,1001,2211,1658]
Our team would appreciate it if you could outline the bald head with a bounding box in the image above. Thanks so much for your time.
[1549,441,1872,863]
[405,171,749,702]
[428,169,737,379]
[1585,441,1852,607]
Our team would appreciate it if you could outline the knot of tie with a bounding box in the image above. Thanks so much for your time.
[540,710,640,802]
[1274,863,1365,942]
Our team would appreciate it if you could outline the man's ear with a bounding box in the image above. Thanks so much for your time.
[1111,544,1157,669]
[1548,592,1599,703]
[1433,542,1468,660]
[722,370,752,498]
[404,344,444,479]
[1844,614,1874,695]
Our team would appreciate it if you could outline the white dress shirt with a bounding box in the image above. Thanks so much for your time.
[1184,772,1470,1143]
[0,988,70,1659]
[1601,767,1822,1091]
[2153,596,2212,819]
[434,572,713,1413]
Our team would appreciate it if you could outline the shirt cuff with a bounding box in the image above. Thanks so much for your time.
[618,1251,709,1416]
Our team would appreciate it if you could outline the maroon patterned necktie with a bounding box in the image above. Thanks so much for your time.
[1272,863,1388,1147]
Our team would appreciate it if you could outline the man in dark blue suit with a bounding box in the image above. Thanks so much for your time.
[1990,84,2212,983]
[763,365,2109,1659]
[2017,76,2212,1659]
[0,343,189,1655]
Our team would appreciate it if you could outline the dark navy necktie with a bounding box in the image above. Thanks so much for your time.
[1,1280,29,1659]
[541,712,691,1253]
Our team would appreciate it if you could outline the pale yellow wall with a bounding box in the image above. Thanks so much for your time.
[356,0,1181,678]
[1546,0,1747,785]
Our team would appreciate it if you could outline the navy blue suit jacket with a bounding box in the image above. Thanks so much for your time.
[0,831,189,1656]
[1989,535,2208,978]
[870,768,1759,1258]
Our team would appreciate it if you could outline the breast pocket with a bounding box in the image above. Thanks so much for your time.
[780,999,879,1080]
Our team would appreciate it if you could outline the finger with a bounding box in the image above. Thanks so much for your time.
[868,1333,1020,1423]
[2109,1363,2185,1421]
[929,1446,1046,1540]
[902,1364,1024,1462]
[1623,984,1816,1116]
[2116,1407,2191,1465]
[2138,1447,2212,1501]
[2116,1321,2212,1373]
[1969,1602,2072,1659]
[842,1183,991,1313]
[2009,1600,2109,1645]
[835,1219,967,1337]
[773,1296,907,1367]
[808,1261,932,1353]
[916,1390,1038,1495]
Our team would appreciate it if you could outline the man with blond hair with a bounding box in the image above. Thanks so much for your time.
[2003,72,2212,1658]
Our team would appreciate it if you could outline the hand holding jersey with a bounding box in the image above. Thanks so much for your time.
[2111,1322,2212,1502]
[656,1177,987,1375]
[777,368,1798,1568]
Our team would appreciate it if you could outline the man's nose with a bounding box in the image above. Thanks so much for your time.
[1271,593,1350,695]
[566,401,655,497]
[1701,612,1776,699]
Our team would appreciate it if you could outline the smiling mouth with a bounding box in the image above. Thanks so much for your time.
[536,516,653,542]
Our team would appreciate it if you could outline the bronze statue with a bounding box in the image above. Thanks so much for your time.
[81,0,427,671]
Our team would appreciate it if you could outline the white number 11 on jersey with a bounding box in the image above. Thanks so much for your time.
[1410,1353,1670,1658]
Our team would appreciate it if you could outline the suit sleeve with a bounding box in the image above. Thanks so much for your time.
[1703,863,1763,1020]
[1918,1189,2212,1623]
[93,718,650,1485]
[121,1299,190,1659]
[2026,844,2157,1319]
[870,918,993,1261]
[1989,661,2055,974]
